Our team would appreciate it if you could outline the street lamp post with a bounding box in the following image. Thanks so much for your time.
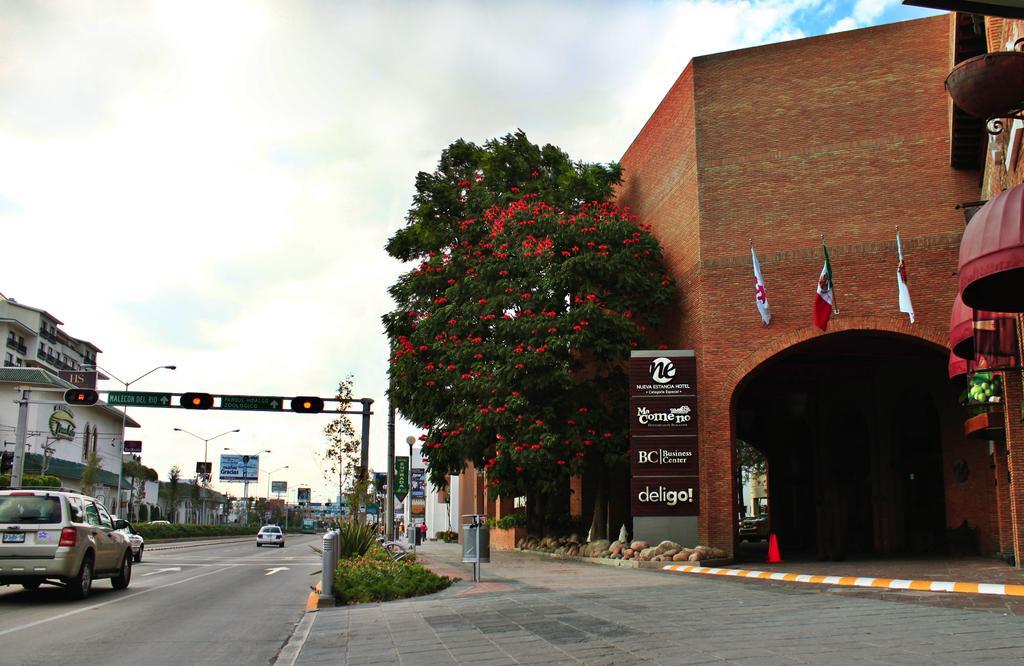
[224,447,270,526]
[405,435,414,542]
[174,428,239,524]
[90,364,176,517]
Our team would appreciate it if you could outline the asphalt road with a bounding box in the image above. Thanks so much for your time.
[0,533,322,665]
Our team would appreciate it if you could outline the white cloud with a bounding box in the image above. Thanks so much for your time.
[0,0,866,504]
[827,0,901,32]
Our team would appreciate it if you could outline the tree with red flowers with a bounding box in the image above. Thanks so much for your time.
[384,131,674,538]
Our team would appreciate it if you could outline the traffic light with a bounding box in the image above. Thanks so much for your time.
[291,396,325,413]
[64,389,99,406]
[181,392,214,410]
[1,451,13,475]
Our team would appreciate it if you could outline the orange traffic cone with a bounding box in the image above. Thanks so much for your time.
[766,533,782,563]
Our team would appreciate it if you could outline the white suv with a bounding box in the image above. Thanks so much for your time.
[0,488,133,599]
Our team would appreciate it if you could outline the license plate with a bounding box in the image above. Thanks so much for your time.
[2,533,26,543]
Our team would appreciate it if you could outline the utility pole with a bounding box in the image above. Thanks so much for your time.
[10,389,30,487]
[358,398,373,524]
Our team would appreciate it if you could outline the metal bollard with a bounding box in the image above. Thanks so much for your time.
[319,529,338,607]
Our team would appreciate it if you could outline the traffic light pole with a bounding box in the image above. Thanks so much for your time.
[10,389,30,488]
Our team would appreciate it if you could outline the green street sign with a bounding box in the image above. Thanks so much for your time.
[107,391,172,408]
[394,457,409,502]
[220,395,283,412]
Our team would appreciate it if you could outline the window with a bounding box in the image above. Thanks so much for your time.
[84,502,101,526]
[67,497,86,524]
[97,503,114,528]
[0,496,62,523]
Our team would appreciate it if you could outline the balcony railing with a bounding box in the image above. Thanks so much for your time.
[39,328,58,343]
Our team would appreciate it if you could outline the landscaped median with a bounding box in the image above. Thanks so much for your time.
[134,523,261,540]
[329,521,457,605]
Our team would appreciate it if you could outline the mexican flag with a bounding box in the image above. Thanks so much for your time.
[751,244,771,325]
[813,241,835,331]
[896,231,915,323]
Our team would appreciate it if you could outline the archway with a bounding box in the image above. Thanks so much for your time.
[732,330,955,560]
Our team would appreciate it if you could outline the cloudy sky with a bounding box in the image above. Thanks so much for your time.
[0,0,938,504]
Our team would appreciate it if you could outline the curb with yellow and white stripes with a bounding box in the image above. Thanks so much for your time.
[662,564,1024,597]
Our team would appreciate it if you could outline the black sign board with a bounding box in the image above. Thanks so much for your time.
[630,476,700,517]
[123,440,142,453]
[631,440,698,475]
[629,350,699,517]
[196,461,213,475]
[59,370,97,389]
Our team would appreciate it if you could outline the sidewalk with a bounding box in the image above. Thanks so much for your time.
[290,543,1024,665]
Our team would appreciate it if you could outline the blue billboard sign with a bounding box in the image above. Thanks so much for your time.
[219,454,259,482]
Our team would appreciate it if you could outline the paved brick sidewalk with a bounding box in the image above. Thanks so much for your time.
[292,544,1024,665]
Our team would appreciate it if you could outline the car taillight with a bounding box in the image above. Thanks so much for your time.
[59,527,77,547]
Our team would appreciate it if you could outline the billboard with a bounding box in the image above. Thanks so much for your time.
[271,480,287,494]
[219,454,259,482]
[123,440,142,453]
[373,472,387,494]
[410,469,426,499]
[297,487,311,503]
[629,350,699,517]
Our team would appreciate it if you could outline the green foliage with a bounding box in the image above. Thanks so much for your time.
[435,530,458,543]
[134,523,260,540]
[0,474,62,488]
[160,465,183,523]
[333,556,456,604]
[335,519,378,559]
[488,513,527,529]
[79,452,101,496]
[736,439,768,484]
[384,131,674,501]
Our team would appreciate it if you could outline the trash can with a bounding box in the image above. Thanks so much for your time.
[414,525,422,546]
[461,516,490,563]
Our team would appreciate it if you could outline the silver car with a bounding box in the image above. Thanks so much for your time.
[0,488,133,599]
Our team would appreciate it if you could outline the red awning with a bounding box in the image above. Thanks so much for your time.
[958,182,1024,312]
[950,293,975,360]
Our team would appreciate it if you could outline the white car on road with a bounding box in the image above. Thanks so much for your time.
[256,525,284,548]
[115,519,145,562]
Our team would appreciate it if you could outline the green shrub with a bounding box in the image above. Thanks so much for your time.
[435,530,458,543]
[134,524,260,540]
[333,556,455,604]
[0,474,63,489]
[488,513,527,529]
[336,520,378,558]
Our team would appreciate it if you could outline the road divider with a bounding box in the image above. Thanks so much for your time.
[661,563,1024,597]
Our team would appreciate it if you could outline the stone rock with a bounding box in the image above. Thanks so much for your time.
[567,533,582,544]
[653,555,665,562]
[597,549,611,558]
[688,551,703,562]
[618,525,629,544]
[639,546,658,559]
[662,549,679,559]
[655,540,682,555]
[623,548,634,559]
[630,540,649,551]
[709,547,727,559]
[610,541,624,557]
[587,539,611,556]
[672,552,690,562]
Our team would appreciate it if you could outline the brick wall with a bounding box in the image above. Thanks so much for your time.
[619,16,986,553]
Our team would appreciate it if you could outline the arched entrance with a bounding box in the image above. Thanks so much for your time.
[732,330,957,560]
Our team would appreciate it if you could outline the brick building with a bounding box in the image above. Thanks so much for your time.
[618,14,1001,559]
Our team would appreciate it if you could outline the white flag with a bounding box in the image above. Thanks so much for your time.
[897,231,915,323]
[751,244,771,325]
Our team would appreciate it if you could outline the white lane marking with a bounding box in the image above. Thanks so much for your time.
[0,566,234,638]
[823,576,842,585]
[930,581,955,592]
[890,579,913,589]
[141,567,182,577]
[265,567,290,576]
[853,577,876,587]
